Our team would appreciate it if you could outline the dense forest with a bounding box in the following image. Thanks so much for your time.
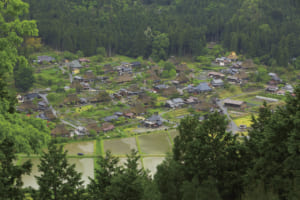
[24,0,300,65]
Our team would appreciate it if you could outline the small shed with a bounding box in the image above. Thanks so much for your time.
[223,99,246,110]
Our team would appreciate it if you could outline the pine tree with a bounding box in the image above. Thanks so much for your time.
[35,142,84,200]
[87,150,123,200]
[0,137,32,199]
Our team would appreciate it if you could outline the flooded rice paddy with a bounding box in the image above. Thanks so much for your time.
[64,141,94,155]
[103,137,137,155]
[22,131,178,188]
[143,157,165,177]
[138,133,172,155]
[22,158,94,189]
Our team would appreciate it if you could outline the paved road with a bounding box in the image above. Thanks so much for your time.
[61,119,79,129]
[39,93,49,105]
[39,93,57,118]
[216,99,239,134]
[69,73,73,83]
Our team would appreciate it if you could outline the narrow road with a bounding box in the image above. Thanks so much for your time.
[216,99,239,134]
[217,89,264,134]
[61,119,78,129]
[69,73,73,83]
[39,93,57,118]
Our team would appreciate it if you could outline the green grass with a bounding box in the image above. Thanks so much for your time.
[233,115,254,128]
[218,86,243,99]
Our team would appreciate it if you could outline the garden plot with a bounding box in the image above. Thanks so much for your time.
[21,158,41,189]
[143,157,165,177]
[103,137,138,155]
[138,133,172,155]
[69,158,94,186]
[64,141,94,155]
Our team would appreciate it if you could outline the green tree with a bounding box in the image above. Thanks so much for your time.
[173,113,247,200]
[151,32,170,62]
[36,142,84,200]
[87,151,123,200]
[14,57,35,92]
[106,150,150,200]
[245,86,300,199]
[0,137,32,199]
[161,62,176,78]
[154,155,184,200]
[88,150,156,200]
[0,0,38,113]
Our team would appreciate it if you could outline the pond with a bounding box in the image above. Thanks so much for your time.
[103,137,137,155]
[21,158,94,189]
[64,141,94,155]
[138,133,172,155]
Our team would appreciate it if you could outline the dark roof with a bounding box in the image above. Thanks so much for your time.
[114,112,123,116]
[154,84,168,90]
[37,56,55,62]
[103,115,119,122]
[131,61,141,67]
[147,115,163,123]
[193,83,212,92]
[24,93,40,100]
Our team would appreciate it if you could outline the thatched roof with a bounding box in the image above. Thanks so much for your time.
[44,109,56,121]
[64,94,79,105]
[193,102,215,112]
[116,74,133,83]
[227,52,238,60]
[175,64,190,73]
[17,101,38,111]
[161,86,179,97]
[51,124,70,137]
[236,71,249,80]
[83,70,96,80]
[130,102,147,114]
[137,93,154,106]
[101,122,115,132]
[242,59,256,69]
[176,73,189,83]
[87,123,101,133]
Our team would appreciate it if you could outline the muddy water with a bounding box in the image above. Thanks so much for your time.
[138,133,172,154]
[64,141,94,155]
[117,157,142,169]
[22,158,94,189]
[21,158,41,189]
[143,157,165,177]
[104,137,137,155]
[68,158,94,186]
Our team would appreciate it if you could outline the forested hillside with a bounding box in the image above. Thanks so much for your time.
[24,0,300,65]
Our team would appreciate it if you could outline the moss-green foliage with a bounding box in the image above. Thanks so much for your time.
[0,102,50,153]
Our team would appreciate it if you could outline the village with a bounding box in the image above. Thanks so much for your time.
[16,50,298,140]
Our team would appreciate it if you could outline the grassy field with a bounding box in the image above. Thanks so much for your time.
[233,115,254,128]
[218,86,243,99]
